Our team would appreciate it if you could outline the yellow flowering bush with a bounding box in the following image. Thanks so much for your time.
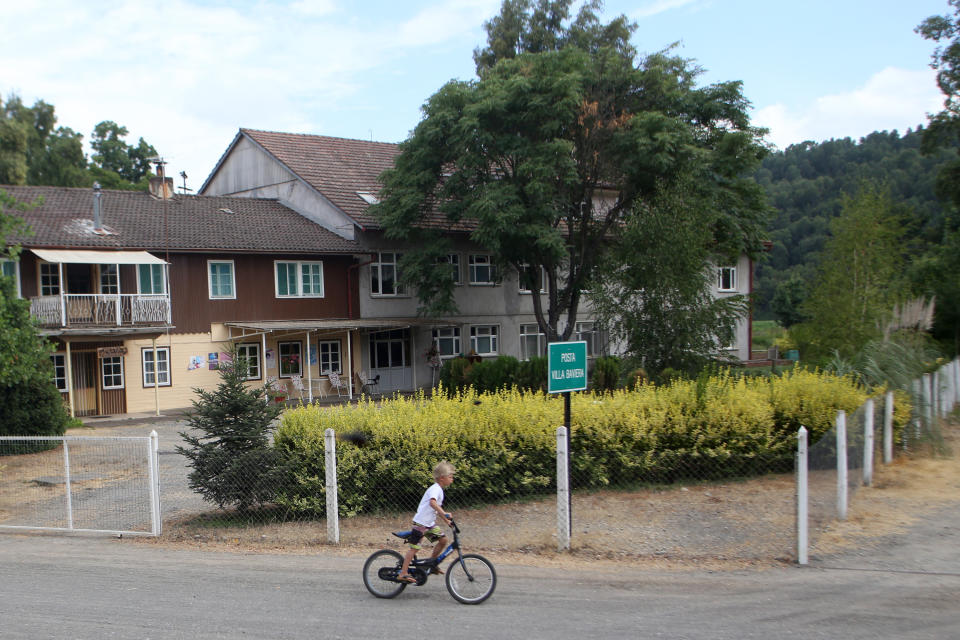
[273,373,911,517]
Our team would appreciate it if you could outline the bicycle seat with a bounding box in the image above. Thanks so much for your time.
[392,530,414,540]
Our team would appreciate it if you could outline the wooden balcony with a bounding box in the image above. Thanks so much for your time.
[30,294,171,329]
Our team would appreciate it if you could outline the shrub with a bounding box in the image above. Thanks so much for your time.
[515,356,547,392]
[590,356,621,392]
[0,377,70,438]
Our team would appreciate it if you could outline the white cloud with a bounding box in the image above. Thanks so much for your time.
[753,67,943,149]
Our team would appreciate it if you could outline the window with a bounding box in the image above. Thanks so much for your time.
[575,322,600,357]
[369,329,409,369]
[138,264,166,295]
[208,260,236,299]
[275,261,324,298]
[519,324,545,360]
[101,356,124,389]
[236,343,261,380]
[40,263,60,296]
[99,264,118,294]
[438,254,461,285]
[317,341,342,374]
[371,252,404,296]
[432,327,461,358]
[518,264,546,294]
[2,259,20,297]
[142,347,171,387]
[278,341,303,377]
[470,325,499,356]
[717,266,737,292]
[469,255,498,285]
[51,354,67,392]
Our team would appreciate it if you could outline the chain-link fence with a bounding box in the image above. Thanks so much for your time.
[0,435,159,535]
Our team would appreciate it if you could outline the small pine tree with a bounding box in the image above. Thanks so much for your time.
[177,349,285,512]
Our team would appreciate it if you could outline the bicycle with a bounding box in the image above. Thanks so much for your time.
[362,519,497,604]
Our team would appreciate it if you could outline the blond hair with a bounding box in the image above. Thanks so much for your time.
[433,460,455,479]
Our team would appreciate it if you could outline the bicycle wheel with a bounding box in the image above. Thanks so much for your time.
[445,554,496,604]
[363,549,407,599]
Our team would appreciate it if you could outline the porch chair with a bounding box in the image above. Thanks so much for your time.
[326,370,349,397]
[356,370,381,398]
[289,375,306,404]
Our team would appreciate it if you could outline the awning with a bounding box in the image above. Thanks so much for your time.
[225,318,458,338]
[31,249,167,265]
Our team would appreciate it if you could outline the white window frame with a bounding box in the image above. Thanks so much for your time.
[717,266,737,292]
[208,260,237,299]
[575,322,599,357]
[99,264,119,295]
[236,343,261,380]
[440,254,462,286]
[275,261,324,298]
[138,264,166,295]
[2,258,21,297]
[101,356,125,390]
[371,252,405,297]
[468,254,498,286]
[142,347,171,387]
[318,340,342,374]
[519,323,545,361]
[432,326,462,359]
[40,262,60,296]
[470,325,499,356]
[51,354,67,392]
[518,264,546,294]
[278,341,303,378]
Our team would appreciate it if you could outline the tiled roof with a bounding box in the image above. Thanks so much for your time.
[1,185,361,254]
[239,129,474,233]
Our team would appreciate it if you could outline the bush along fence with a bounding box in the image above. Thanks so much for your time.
[796,357,960,565]
[270,369,914,560]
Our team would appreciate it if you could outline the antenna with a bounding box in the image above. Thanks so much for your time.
[179,170,192,194]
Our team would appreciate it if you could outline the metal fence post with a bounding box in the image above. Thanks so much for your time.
[883,390,894,464]
[836,410,847,521]
[556,426,570,551]
[148,430,161,536]
[797,426,808,566]
[324,428,340,544]
[923,373,933,430]
[63,439,74,530]
[863,398,874,486]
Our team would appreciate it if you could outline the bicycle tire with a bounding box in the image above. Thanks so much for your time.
[362,549,407,599]
[445,553,496,604]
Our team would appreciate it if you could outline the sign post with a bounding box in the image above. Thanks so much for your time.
[548,341,588,537]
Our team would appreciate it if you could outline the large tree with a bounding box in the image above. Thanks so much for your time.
[0,95,88,187]
[373,0,769,342]
[89,120,157,188]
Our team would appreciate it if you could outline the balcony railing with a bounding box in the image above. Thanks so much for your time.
[30,294,171,328]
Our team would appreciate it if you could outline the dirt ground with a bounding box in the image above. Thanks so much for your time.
[127,420,960,571]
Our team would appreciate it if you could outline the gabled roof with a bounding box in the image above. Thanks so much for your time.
[1,185,361,254]
[204,129,474,234]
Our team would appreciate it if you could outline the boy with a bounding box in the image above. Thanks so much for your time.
[397,461,455,583]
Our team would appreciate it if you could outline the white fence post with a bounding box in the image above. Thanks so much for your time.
[797,426,808,565]
[556,426,570,551]
[883,390,894,464]
[836,410,847,521]
[148,430,161,536]
[863,398,874,486]
[63,440,74,530]
[923,373,933,430]
[324,428,340,544]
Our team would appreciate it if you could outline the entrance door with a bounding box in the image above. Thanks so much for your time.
[71,352,98,416]
[369,329,412,392]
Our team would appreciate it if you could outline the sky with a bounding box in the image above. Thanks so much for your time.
[0,0,950,192]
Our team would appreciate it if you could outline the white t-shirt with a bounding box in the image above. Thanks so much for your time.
[413,482,445,527]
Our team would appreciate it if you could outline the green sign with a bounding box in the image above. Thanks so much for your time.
[548,341,588,393]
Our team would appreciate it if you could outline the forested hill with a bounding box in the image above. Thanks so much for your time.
[753,126,954,319]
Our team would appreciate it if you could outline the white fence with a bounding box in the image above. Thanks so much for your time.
[0,432,161,536]
[795,357,960,564]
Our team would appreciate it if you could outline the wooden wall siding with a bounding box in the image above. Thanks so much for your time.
[168,253,355,334]
[101,388,126,415]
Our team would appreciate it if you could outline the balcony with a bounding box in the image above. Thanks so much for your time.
[31,294,171,329]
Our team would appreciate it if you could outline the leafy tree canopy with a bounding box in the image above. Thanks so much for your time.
[0,93,157,190]
[373,0,769,342]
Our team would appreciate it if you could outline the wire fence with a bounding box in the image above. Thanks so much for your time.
[3,357,957,565]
